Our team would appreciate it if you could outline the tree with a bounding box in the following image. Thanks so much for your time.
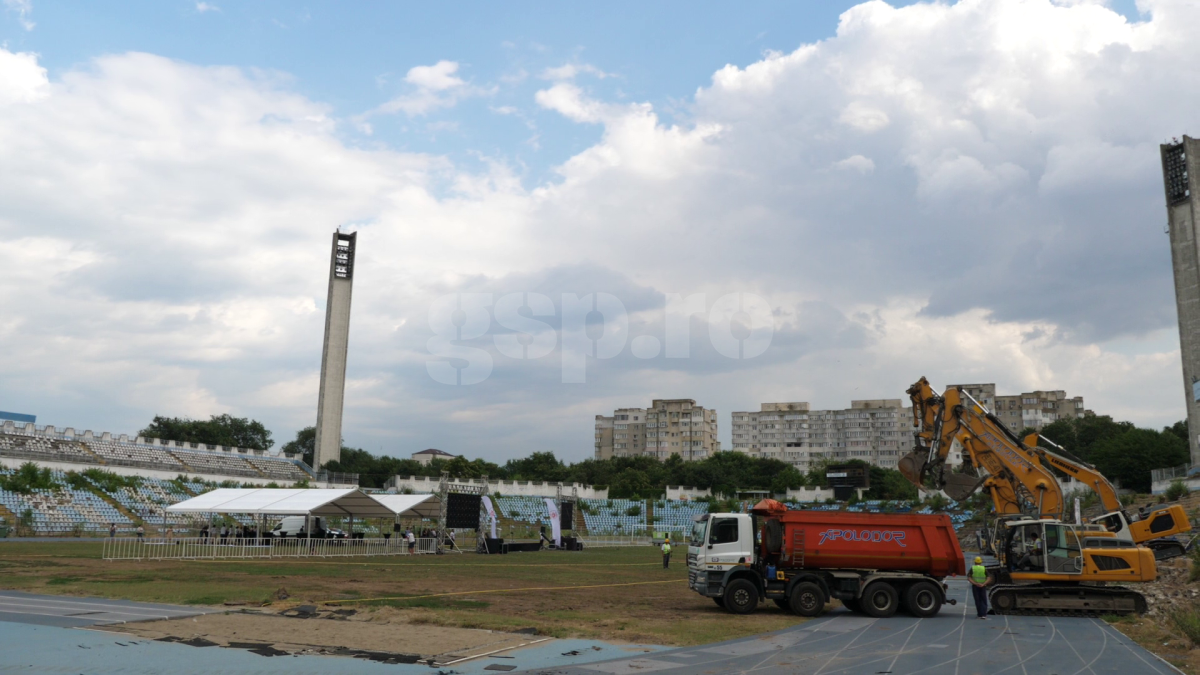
[502,452,568,482]
[139,414,274,450]
[1165,420,1189,447]
[281,427,316,467]
[1090,428,1188,493]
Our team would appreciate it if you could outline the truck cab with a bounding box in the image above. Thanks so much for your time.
[688,513,760,609]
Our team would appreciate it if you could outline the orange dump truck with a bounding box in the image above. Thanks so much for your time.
[687,499,965,617]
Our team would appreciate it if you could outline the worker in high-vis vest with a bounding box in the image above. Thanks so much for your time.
[662,538,672,569]
[968,556,992,619]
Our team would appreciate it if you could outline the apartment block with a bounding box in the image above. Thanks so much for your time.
[594,399,718,461]
[946,383,1088,433]
[731,400,909,470]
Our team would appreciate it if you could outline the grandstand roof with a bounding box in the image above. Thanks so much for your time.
[371,493,441,518]
[166,488,399,517]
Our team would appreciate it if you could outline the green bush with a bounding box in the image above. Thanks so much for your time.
[625,504,642,517]
[0,462,59,494]
[1166,480,1190,501]
[1168,603,1200,646]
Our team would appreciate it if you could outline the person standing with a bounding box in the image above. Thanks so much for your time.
[406,528,416,554]
[136,525,144,539]
[109,523,116,538]
[969,556,991,620]
[661,538,672,569]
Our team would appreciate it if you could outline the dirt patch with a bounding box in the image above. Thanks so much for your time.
[100,610,542,663]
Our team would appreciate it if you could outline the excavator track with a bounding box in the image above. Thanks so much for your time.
[1148,539,1187,562]
[988,584,1147,617]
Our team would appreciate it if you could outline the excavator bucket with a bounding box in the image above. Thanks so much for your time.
[943,472,986,502]
[898,450,927,486]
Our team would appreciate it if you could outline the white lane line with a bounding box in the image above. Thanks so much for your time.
[1095,618,1182,675]
[883,616,923,675]
[0,605,171,619]
[0,600,196,620]
[1051,617,1098,675]
[0,595,203,615]
[813,615,875,675]
[954,582,970,675]
[991,615,1060,675]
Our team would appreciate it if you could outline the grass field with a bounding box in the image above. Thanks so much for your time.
[0,542,807,646]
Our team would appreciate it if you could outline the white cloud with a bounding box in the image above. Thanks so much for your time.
[404,60,463,91]
[0,49,47,105]
[195,2,219,13]
[366,60,488,118]
[3,0,1200,461]
[834,154,875,174]
[540,63,611,81]
[3,0,33,31]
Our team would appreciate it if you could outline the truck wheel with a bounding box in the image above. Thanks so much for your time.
[860,581,899,618]
[713,597,726,609]
[723,579,759,615]
[903,581,941,618]
[788,582,825,617]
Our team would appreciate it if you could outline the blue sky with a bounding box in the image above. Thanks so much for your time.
[0,0,1193,463]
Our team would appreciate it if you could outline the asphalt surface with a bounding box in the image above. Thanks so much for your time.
[521,576,1183,675]
[0,590,215,627]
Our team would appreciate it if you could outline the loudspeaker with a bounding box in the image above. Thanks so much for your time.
[560,502,574,530]
[484,537,505,554]
[446,493,483,529]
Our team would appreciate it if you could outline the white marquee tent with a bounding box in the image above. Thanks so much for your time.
[166,488,440,519]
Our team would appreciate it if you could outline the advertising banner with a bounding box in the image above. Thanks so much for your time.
[544,498,561,547]
[481,495,498,539]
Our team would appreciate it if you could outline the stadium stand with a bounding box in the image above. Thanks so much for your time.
[0,422,315,485]
[246,457,310,482]
[652,499,708,535]
[579,498,647,535]
[0,470,132,534]
[494,495,553,527]
[87,439,186,470]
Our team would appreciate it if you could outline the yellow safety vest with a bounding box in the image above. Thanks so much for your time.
[970,564,988,584]
[662,543,672,554]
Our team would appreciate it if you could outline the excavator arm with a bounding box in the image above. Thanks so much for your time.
[1023,433,1192,552]
[900,377,1066,519]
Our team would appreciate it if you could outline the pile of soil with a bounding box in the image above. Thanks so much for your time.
[1138,556,1200,617]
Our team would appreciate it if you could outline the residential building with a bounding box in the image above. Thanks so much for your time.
[594,399,718,461]
[945,383,1089,432]
[412,448,457,465]
[731,400,909,470]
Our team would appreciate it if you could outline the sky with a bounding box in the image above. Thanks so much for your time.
[0,0,1195,464]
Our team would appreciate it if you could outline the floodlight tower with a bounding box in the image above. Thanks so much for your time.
[314,230,357,469]
[1162,137,1200,468]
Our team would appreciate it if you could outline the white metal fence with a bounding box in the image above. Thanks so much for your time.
[102,536,439,560]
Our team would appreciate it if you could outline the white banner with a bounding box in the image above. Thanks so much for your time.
[481,495,498,539]
[1074,497,1082,525]
[544,498,561,547]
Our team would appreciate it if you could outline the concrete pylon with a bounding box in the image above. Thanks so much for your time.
[314,231,357,469]
[1162,137,1200,469]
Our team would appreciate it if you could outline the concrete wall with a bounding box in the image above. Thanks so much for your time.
[388,475,608,499]
[0,456,278,486]
[785,486,866,502]
[315,231,355,468]
[665,486,711,500]
[1163,137,1200,469]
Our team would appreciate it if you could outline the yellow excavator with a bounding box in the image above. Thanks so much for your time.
[899,377,1164,615]
[1025,434,1190,560]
